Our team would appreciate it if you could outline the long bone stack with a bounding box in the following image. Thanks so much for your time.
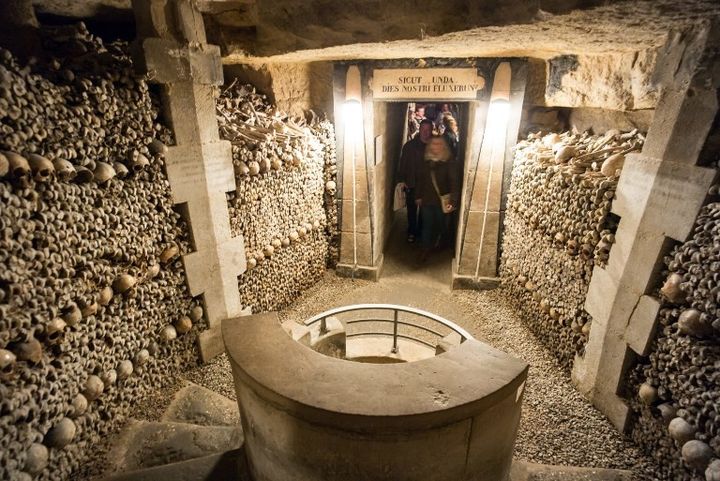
[629,198,720,481]
[0,23,202,481]
[218,83,338,312]
[500,128,643,370]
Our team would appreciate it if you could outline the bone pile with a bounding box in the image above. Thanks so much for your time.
[629,198,720,481]
[219,83,338,312]
[501,129,643,370]
[0,24,202,481]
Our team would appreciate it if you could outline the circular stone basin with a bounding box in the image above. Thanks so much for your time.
[223,311,528,481]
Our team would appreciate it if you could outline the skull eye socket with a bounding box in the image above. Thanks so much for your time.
[2,365,12,373]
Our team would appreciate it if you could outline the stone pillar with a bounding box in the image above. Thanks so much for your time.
[572,24,719,432]
[453,61,526,290]
[335,65,379,280]
[131,0,247,362]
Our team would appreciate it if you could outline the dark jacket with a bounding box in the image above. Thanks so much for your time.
[396,136,426,188]
[415,160,459,207]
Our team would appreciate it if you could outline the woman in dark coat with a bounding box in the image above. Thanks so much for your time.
[414,135,459,261]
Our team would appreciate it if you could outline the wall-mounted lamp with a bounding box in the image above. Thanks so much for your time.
[473,61,512,280]
[487,62,512,143]
[344,65,363,141]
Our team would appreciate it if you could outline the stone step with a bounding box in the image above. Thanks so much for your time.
[509,461,633,481]
[162,381,240,426]
[106,421,243,473]
[98,448,250,481]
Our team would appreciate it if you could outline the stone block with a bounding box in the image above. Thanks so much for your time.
[465,389,522,480]
[457,242,480,276]
[335,261,383,281]
[643,161,715,242]
[162,381,240,426]
[584,267,615,329]
[281,320,311,345]
[107,421,243,472]
[468,159,504,210]
[142,38,190,84]
[341,166,369,202]
[131,0,178,40]
[643,38,717,165]
[451,273,501,291]
[189,45,224,85]
[165,141,234,204]
[341,199,370,233]
[164,82,220,146]
[458,212,499,277]
[174,0,207,44]
[339,231,372,266]
[199,307,251,362]
[184,236,246,327]
[625,295,661,356]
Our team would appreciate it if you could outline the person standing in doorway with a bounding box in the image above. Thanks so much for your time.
[397,119,433,243]
[415,135,458,262]
[407,104,426,140]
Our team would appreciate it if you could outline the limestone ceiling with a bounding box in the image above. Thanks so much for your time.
[31,0,720,63]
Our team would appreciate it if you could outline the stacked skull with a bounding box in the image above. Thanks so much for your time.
[629,198,720,481]
[500,129,643,370]
[0,23,203,481]
[217,82,338,312]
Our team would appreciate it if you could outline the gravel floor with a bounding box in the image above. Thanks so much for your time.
[130,268,658,479]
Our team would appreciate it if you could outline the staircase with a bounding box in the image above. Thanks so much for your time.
[98,382,249,481]
[97,381,633,481]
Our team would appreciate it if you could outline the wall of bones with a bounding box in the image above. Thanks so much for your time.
[0,23,205,481]
[500,129,643,370]
[219,82,338,313]
[629,199,720,481]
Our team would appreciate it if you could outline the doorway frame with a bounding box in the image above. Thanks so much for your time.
[332,59,528,288]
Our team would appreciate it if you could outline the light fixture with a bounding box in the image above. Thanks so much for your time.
[343,65,363,142]
[473,61,512,281]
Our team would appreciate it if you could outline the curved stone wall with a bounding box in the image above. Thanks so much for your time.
[224,311,528,481]
[0,24,201,481]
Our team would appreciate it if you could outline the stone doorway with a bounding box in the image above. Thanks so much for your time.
[333,60,528,289]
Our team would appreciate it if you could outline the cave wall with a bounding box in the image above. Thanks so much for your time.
[0,24,202,481]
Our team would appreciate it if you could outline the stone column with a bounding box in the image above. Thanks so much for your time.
[335,65,378,280]
[572,23,719,432]
[453,61,526,290]
[131,0,247,362]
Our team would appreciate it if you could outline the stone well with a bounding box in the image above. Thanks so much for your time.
[223,310,528,481]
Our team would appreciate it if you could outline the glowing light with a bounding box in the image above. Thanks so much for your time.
[486,99,510,144]
[343,99,363,142]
